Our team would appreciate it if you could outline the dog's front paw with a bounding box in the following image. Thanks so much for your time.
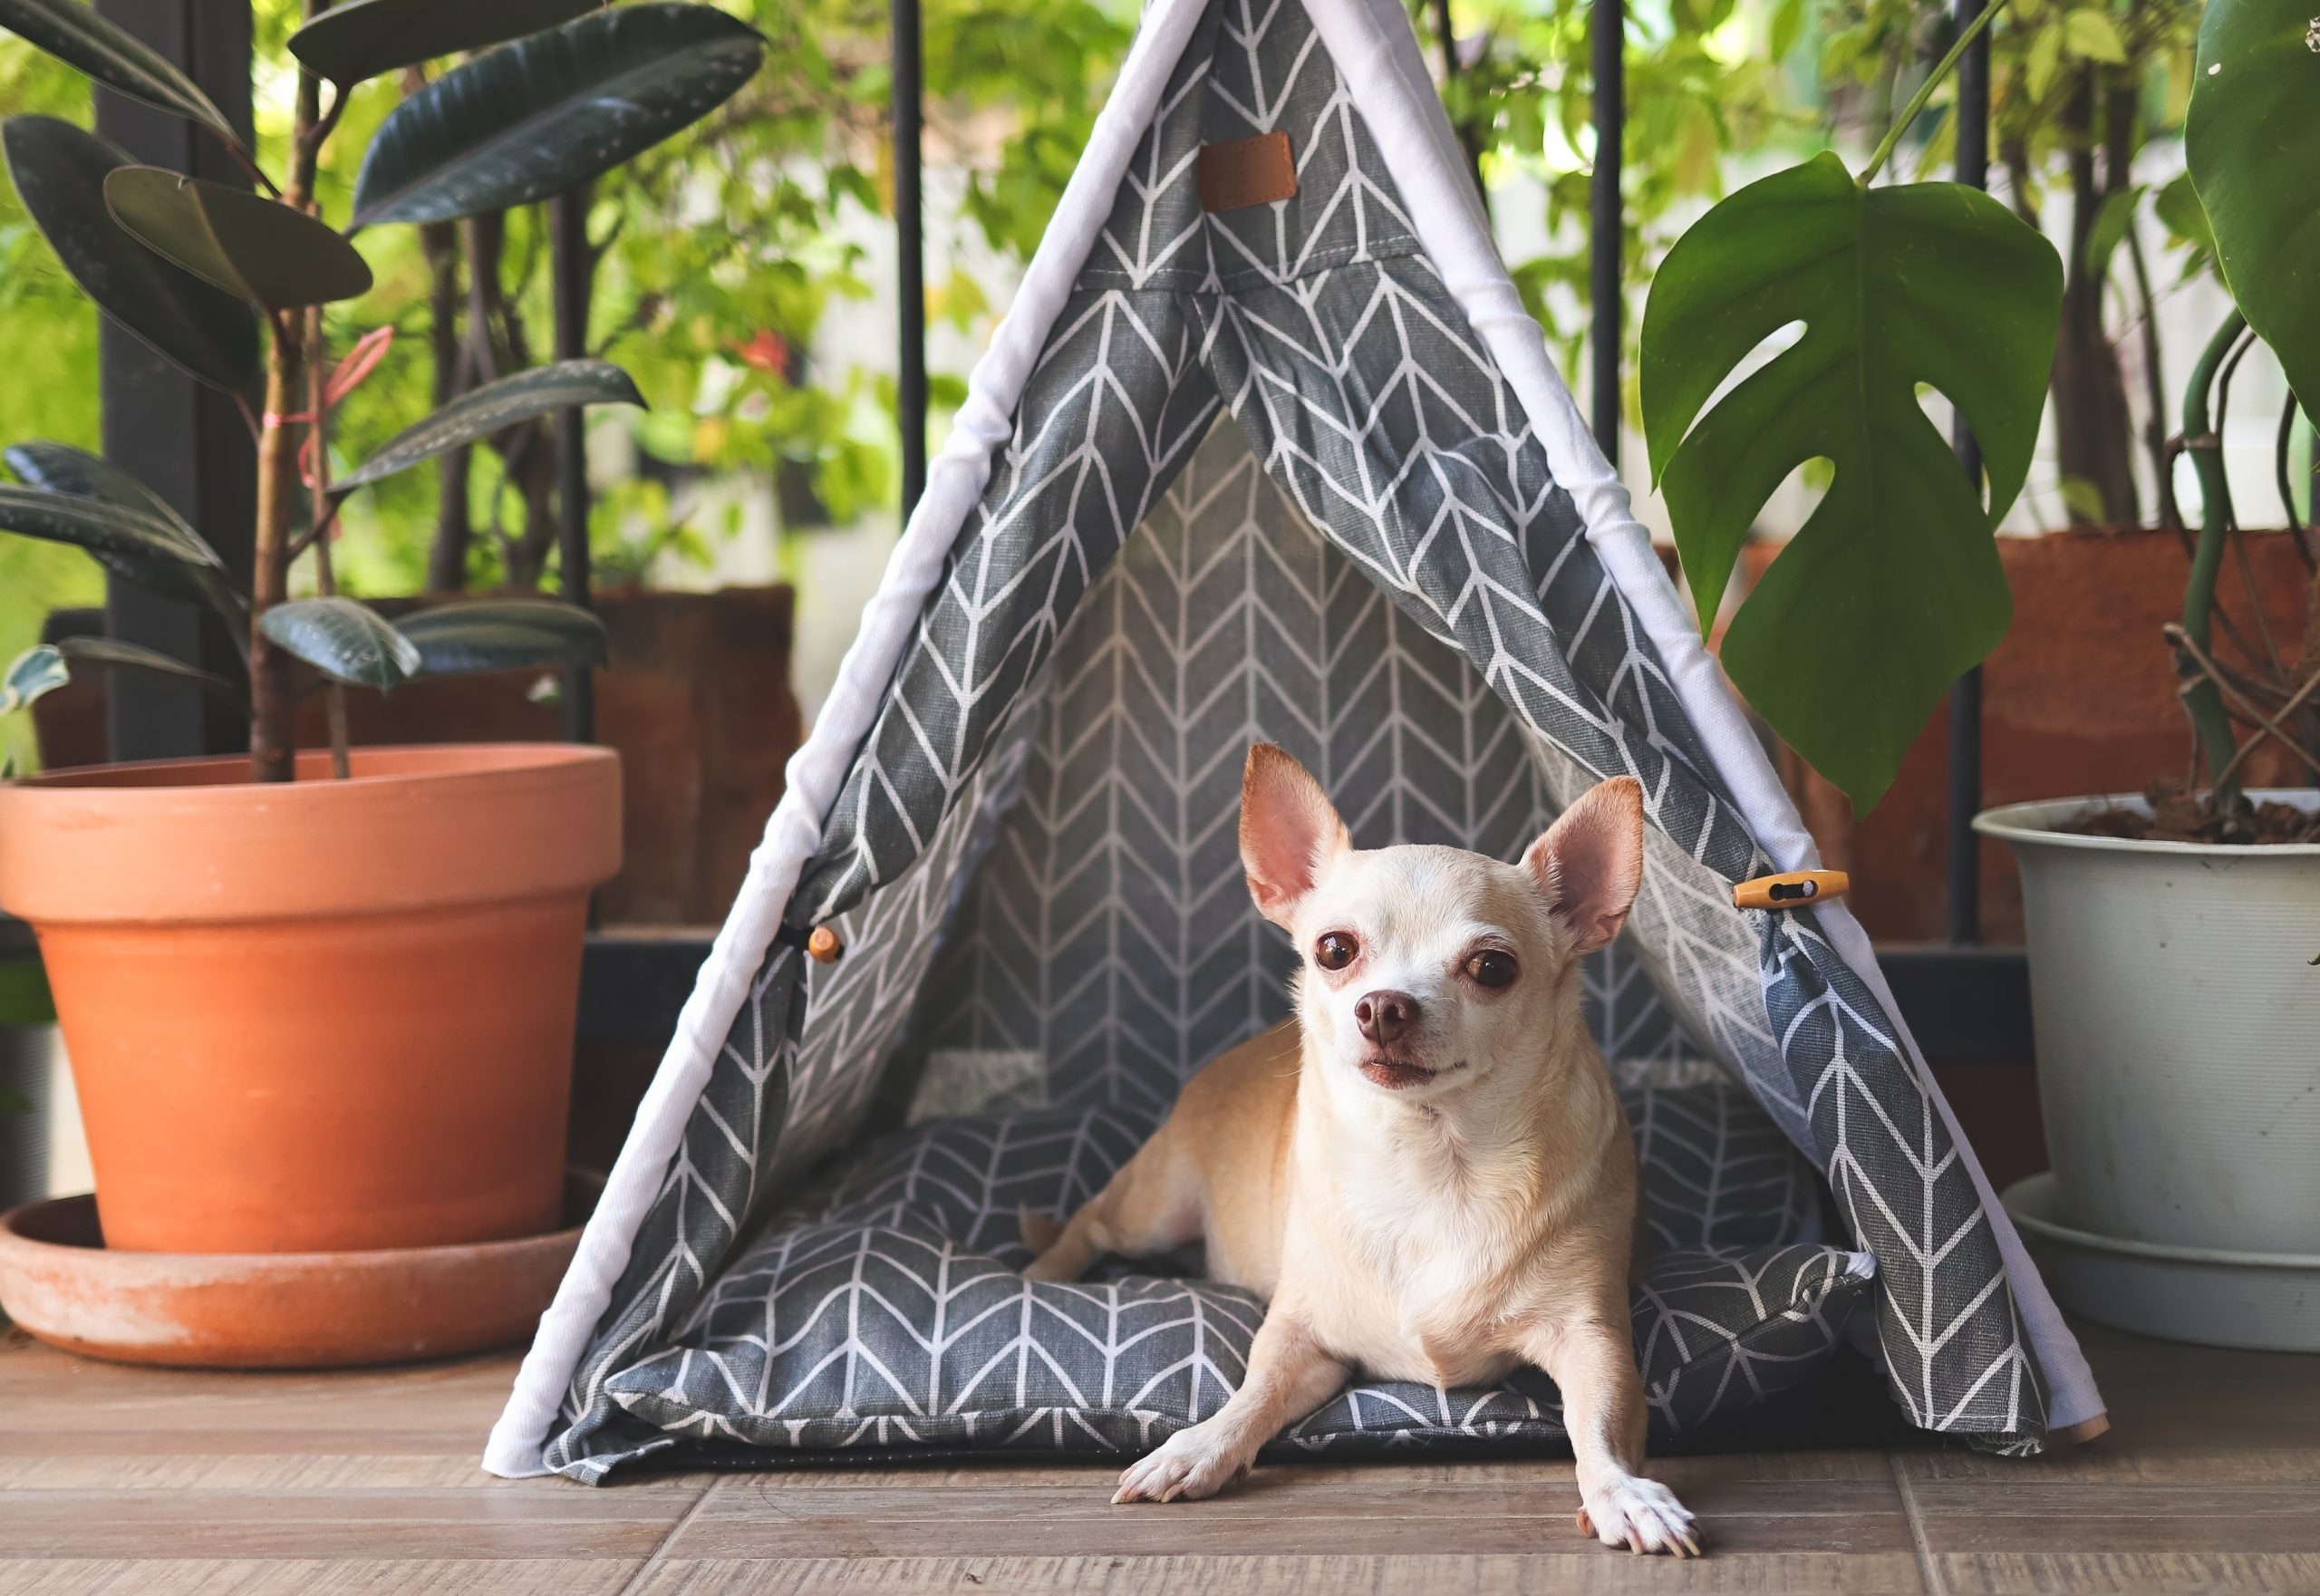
[1576,1473,1700,1557]
[1112,1424,1252,1504]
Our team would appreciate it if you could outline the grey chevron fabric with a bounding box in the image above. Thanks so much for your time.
[594,1087,1867,1464]
[904,422,1696,1122]
[533,0,2058,1482]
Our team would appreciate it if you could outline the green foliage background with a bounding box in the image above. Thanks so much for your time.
[0,0,2211,779]
[0,40,99,773]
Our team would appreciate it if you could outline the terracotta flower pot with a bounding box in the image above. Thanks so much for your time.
[0,744,620,1255]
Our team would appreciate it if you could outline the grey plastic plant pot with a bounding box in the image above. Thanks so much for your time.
[1974,792,2320,1260]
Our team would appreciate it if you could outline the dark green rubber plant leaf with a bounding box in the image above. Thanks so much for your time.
[0,117,260,392]
[2187,0,2320,422]
[48,635,249,714]
[289,0,604,86]
[103,166,373,310]
[260,597,422,692]
[396,599,608,675]
[350,3,762,229]
[6,439,187,528]
[4,441,249,629]
[1639,150,2062,810]
[0,480,250,632]
[334,360,645,497]
[0,0,237,144]
[0,645,71,717]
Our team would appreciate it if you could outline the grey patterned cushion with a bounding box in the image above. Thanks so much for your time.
[601,1081,1872,1459]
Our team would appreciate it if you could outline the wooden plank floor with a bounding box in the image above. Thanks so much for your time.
[0,1318,2314,1594]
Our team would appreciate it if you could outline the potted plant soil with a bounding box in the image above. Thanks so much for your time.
[0,0,760,1364]
[1973,0,2320,1351]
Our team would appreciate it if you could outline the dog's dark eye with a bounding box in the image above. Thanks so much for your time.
[1464,950,1518,988]
[1315,933,1359,971]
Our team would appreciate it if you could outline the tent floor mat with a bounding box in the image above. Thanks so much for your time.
[614,1349,1934,1481]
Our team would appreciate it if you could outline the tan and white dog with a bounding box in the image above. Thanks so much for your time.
[1024,742,1699,1556]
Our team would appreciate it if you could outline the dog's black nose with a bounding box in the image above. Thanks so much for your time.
[1354,990,1418,1045]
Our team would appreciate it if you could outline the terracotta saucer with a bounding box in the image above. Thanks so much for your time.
[0,1175,598,1369]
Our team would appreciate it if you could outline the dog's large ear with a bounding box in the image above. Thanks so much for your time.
[1522,776,1645,953]
[1241,743,1350,929]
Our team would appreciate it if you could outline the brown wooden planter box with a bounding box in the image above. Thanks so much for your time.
[1732,527,2315,944]
[32,585,803,929]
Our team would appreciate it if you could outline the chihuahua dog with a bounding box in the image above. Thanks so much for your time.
[1024,743,1697,1556]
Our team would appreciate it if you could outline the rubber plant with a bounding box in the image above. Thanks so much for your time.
[1639,1,2064,812]
[2157,0,2320,837]
[0,0,765,780]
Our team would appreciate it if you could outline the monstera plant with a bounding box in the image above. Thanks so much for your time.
[2171,0,2320,812]
[0,0,764,780]
[1640,1,2063,811]
[1962,0,2320,1351]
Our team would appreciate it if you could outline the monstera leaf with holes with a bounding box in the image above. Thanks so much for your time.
[2187,0,2320,423]
[1640,150,2063,809]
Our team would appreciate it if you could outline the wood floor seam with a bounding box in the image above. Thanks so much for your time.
[619,1474,727,1596]
[1890,1452,1943,1596]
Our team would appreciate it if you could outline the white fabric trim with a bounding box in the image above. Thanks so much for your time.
[484,0,1214,1478]
[1307,0,2103,1435]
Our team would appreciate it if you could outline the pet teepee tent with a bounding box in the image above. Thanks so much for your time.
[488,0,2105,1480]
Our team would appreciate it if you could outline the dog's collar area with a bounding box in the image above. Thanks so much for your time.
[1732,870,1850,911]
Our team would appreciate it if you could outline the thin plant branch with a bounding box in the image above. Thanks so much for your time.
[2180,308,2251,792]
[304,305,352,780]
[2123,225,2177,531]
[1861,0,2013,184]
[2277,391,2317,575]
[2167,622,2320,781]
[2210,653,2320,794]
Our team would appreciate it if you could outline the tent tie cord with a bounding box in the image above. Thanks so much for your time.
[1732,871,1851,911]
[775,923,846,963]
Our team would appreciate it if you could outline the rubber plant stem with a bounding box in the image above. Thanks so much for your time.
[305,305,352,779]
[249,6,334,782]
[1860,0,2011,185]
[2181,307,2248,797]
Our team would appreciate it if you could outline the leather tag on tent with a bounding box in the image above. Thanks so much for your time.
[1198,131,1296,212]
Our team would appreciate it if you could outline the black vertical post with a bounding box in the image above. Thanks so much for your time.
[551,186,594,745]
[1589,0,1624,456]
[893,0,927,522]
[92,0,256,763]
[1946,0,1990,945]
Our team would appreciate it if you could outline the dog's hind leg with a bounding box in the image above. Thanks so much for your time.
[1022,1126,1204,1282]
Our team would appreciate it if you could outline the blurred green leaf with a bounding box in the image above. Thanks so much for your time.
[0,480,252,630]
[1,115,259,392]
[3,440,247,628]
[2083,183,2141,281]
[334,359,644,497]
[2187,0,2320,421]
[289,0,604,86]
[0,0,238,145]
[103,166,372,309]
[2062,5,2128,61]
[0,643,68,716]
[350,3,762,228]
[259,597,421,691]
[52,634,247,712]
[396,598,606,674]
[2058,474,2108,524]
